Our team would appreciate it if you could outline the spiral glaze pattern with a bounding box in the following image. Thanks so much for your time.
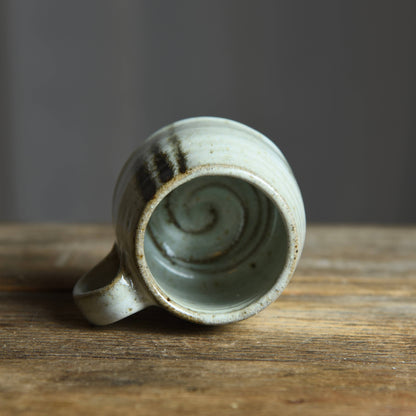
[145,175,283,283]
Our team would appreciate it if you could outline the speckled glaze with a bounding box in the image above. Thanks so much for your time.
[73,117,306,325]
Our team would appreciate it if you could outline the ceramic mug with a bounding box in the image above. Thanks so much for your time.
[73,117,306,325]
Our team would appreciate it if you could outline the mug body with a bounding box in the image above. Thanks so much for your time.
[112,117,305,325]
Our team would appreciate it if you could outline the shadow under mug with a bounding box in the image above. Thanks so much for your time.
[73,117,306,325]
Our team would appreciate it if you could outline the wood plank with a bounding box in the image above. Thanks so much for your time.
[0,224,415,415]
[0,224,113,291]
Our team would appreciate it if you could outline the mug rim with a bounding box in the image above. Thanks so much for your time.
[135,164,300,325]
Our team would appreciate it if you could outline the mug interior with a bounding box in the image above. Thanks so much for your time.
[143,175,288,314]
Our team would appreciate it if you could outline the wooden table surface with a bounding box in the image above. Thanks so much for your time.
[0,224,415,415]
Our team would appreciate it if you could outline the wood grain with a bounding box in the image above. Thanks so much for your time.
[0,224,415,415]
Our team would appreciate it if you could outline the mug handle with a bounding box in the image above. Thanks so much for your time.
[73,244,154,325]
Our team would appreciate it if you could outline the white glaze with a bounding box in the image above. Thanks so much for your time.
[73,117,306,325]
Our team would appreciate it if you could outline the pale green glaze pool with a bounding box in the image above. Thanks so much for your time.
[144,175,288,313]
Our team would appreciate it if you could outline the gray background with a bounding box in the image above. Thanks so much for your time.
[1,0,415,223]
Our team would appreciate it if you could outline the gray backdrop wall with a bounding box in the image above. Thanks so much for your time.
[1,0,415,223]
